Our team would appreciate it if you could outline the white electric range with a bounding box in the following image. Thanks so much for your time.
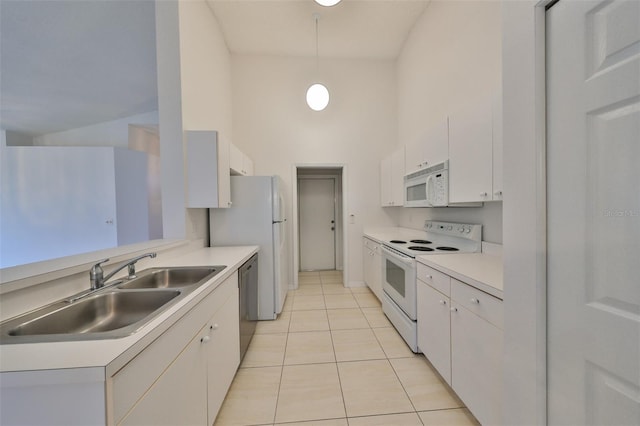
[380,221,482,352]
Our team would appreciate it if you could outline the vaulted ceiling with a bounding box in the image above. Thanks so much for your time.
[207,0,430,59]
[0,0,429,137]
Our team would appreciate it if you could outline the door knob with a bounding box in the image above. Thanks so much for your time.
[331,227,335,231]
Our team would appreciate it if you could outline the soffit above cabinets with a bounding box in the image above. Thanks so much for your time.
[206,0,431,60]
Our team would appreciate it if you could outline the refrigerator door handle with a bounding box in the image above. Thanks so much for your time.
[272,219,287,224]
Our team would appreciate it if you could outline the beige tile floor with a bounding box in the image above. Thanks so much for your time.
[215,271,479,426]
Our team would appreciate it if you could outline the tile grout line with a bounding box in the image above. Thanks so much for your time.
[270,288,295,425]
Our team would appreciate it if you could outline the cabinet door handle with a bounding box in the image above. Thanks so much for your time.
[200,335,210,344]
[450,307,458,312]
[211,323,219,331]
[480,192,488,197]
[494,190,503,196]
[470,298,480,304]
[425,274,432,280]
[439,300,446,305]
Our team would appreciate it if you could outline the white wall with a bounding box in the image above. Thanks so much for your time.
[178,0,233,243]
[231,55,399,286]
[502,1,547,424]
[395,0,503,244]
[155,0,232,242]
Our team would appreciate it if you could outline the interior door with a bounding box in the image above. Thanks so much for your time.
[298,178,336,271]
[547,1,640,424]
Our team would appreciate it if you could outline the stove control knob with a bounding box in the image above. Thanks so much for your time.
[447,225,453,230]
[465,227,471,234]
[458,227,464,232]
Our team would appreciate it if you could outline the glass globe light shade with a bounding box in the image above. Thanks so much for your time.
[314,0,342,6]
[306,83,330,111]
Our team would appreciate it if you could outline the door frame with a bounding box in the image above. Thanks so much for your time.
[502,1,552,424]
[297,176,337,272]
[291,164,347,289]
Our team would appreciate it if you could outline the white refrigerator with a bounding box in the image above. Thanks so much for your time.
[209,176,288,320]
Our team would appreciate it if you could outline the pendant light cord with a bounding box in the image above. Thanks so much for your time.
[314,13,320,77]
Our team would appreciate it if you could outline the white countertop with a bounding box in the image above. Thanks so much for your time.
[417,253,503,299]
[0,246,258,374]
[363,228,503,299]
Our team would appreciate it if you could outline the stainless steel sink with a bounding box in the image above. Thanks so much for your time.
[1,290,181,343]
[0,265,227,344]
[117,266,225,290]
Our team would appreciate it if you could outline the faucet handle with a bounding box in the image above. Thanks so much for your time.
[89,258,109,289]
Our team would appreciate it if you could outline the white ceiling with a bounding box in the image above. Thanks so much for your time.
[0,0,429,137]
[207,0,430,59]
[0,0,158,137]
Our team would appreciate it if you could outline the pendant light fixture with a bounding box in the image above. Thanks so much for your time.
[306,13,329,111]
[314,0,342,7]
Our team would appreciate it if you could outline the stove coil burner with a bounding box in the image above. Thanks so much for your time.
[436,246,459,251]
[410,239,432,244]
[408,246,434,252]
[390,240,407,244]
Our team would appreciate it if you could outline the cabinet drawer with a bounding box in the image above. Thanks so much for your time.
[451,278,503,329]
[363,237,379,252]
[417,263,450,296]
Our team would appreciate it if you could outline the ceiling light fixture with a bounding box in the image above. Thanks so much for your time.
[314,0,342,7]
[306,13,329,111]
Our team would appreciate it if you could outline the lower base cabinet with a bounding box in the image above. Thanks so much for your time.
[451,301,503,426]
[113,271,240,425]
[207,287,241,425]
[0,272,241,426]
[417,263,503,426]
[363,238,382,301]
[417,280,451,385]
[119,328,208,426]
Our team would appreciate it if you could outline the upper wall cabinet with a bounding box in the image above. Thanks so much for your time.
[185,130,232,208]
[229,143,254,176]
[449,94,502,203]
[380,147,405,207]
[404,118,449,175]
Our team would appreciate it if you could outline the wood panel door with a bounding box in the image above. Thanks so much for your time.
[547,1,640,424]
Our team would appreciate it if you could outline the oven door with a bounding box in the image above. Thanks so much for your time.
[381,245,417,320]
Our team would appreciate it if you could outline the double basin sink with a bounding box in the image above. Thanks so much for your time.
[0,266,226,344]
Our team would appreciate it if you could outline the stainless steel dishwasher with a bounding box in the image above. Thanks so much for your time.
[238,254,258,361]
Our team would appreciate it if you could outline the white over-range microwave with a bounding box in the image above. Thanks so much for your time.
[404,160,449,207]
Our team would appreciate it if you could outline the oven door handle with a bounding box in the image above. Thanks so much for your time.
[381,245,415,267]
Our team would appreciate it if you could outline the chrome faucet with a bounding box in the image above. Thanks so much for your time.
[89,252,157,290]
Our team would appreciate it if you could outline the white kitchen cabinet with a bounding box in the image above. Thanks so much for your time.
[449,93,503,203]
[450,279,503,426]
[112,272,239,425]
[363,237,382,301]
[206,286,240,425]
[448,99,493,203]
[404,118,449,175]
[229,143,254,176]
[380,147,405,207]
[185,130,232,208]
[416,262,503,426]
[119,326,208,426]
[121,282,240,426]
[417,276,451,385]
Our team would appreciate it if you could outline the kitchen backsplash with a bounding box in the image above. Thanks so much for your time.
[397,202,503,244]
